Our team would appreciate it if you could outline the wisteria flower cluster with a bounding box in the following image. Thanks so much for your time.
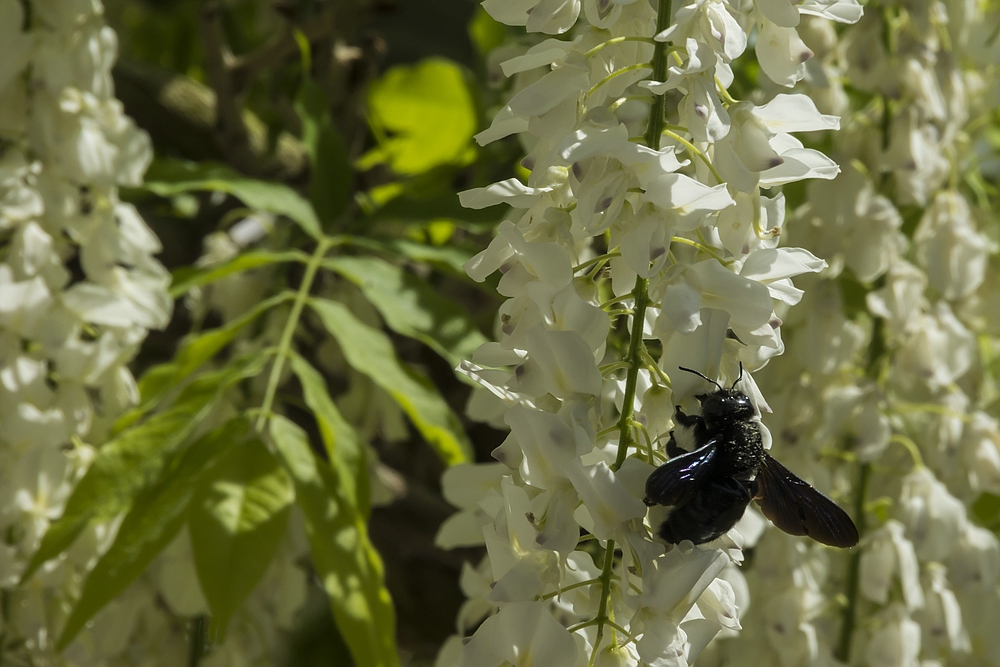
[700,0,1000,665]
[0,0,186,662]
[436,0,865,665]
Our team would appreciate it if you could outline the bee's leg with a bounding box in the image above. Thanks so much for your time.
[666,432,686,458]
[673,406,704,429]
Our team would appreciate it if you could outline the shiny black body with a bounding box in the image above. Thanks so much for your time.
[644,375,859,548]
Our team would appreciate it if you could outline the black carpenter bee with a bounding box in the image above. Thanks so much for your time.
[643,366,859,548]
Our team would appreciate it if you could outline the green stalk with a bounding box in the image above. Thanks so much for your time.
[188,616,207,667]
[613,277,650,471]
[591,1,673,660]
[644,0,673,151]
[589,540,618,666]
[835,462,871,663]
[256,236,333,430]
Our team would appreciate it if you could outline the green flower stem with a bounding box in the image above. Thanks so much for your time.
[889,434,925,470]
[613,277,650,471]
[661,129,725,184]
[835,461,871,663]
[588,63,654,98]
[671,235,731,265]
[589,539,618,666]
[589,0,672,660]
[256,236,334,431]
[644,0,672,150]
[585,35,658,59]
[575,250,622,274]
[542,577,611,600]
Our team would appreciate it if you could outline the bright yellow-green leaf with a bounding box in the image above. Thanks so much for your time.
[269,416,400,667]
[308,297,472,465]
[22,355,268,584]
[190,438,294,640]
[359,58,477,176]
[57,419,251,649]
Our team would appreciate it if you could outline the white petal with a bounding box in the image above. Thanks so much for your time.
[642,174,735,217]
[566,461,647,540]
[459,179,554,209]
[759,147,840,186]
[799,0,863,23]
[755,22,812,87]
[663,282,704,334]
[739,247,827,283]
[481,0,536,26]
[755,0,801,27]
[754,94,840,133]
[475,105,530,145]
[500,37,583,75]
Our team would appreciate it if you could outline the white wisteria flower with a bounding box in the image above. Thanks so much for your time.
[441,0,861,665]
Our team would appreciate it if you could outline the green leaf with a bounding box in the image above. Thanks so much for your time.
[358,58,477,176]
[295,79,352,224]
[123,295,288,429]
[308,297,472,465]
[288,353,369,517]
[269,416,400,667]
[365,181,505,227]
[468,6,506,56]
[22,355,268,583]
[383,238,476,275]
[57,419,251,649]
[343,236,475,277]
[144,159,322,239]
[325,255,487,366]
[190,438,294,640]
[170,250,308,298]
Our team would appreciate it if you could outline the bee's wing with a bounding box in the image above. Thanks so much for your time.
[753,453,859,548]
[644,440,718,508]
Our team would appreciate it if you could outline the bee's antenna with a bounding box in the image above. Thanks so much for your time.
[678,366,723,392]
[731,362,744,390]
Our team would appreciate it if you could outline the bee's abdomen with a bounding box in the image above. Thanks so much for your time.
[658,478,753,544]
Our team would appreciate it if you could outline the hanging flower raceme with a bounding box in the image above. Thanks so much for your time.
[0,1,179,663]
[702,0,1000,663]
[438,0,862,664]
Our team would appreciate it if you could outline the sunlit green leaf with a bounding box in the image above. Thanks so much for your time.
[170,251,308,298]
[296,79,352,224]
[22,355,268,583]
[145,159,322,239]
[57,419,251,649]
[308,297,472,465]
[269,416,400,667]
[190,438,294,640]
[288,353,369,517]
[358,58,477,176]
[119,296,288,431]
[325,255,487,366]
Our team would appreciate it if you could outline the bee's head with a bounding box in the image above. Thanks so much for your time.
[696,389,755,425]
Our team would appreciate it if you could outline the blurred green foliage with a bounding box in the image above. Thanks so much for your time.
[22,1,517,665]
